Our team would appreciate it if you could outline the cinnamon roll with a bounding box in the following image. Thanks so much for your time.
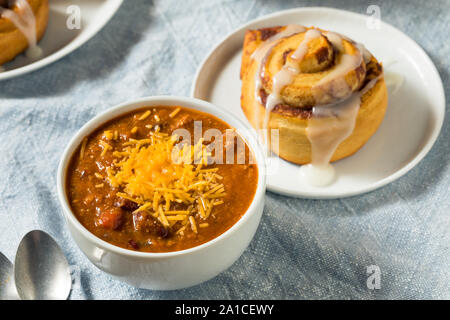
[0,0,49,65]
[240,25,388,172]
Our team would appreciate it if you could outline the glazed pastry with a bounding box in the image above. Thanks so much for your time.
[240,25,388,181]
[0,0,49,65]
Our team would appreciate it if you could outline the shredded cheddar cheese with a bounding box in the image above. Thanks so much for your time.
[79,137,88,160]
[102,129,225,234]
[94,173,104,179]
[169,107,181,118]
[103,130,114,140]
[138,110,151,121]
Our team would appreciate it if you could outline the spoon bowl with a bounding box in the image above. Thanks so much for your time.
[14,230,72,300]
[0,252,20,300]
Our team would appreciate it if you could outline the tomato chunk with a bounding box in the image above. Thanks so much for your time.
[96,208,124,230]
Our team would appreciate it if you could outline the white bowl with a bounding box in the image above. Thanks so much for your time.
[57,96,266,290]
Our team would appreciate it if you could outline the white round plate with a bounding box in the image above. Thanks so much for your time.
[0,0,123,81]
[191,7,445,199]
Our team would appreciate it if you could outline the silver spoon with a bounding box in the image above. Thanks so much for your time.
[14,230,72,300]
[0,252,20,300]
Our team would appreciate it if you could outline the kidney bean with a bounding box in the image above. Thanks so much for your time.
[114,197,139,211]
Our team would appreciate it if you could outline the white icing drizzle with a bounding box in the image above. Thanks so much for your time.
[298,162,335,186]
[300,34,375,187]
[264,66,296,121]
[309,96,361,166]
[361,75,381,95]
[380,60,404,95]
[325,31,344,52]
[384,71,404,95]
[251,25,307,131]
[315,53,363,101]
[356,43,373,64]
[327,31,372,64]
[263,29,323,133]
[291,29,322,60]
[299,93,361,186]
[0,0,42,60]
[301,74,381,187]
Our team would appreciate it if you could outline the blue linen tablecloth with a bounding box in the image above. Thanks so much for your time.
[0,0,449,300]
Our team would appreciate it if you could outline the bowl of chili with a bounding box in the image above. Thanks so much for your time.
[57,96,266,290]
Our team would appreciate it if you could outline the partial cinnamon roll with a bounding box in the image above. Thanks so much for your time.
[0,0,49,65]
[240,25,388,167]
